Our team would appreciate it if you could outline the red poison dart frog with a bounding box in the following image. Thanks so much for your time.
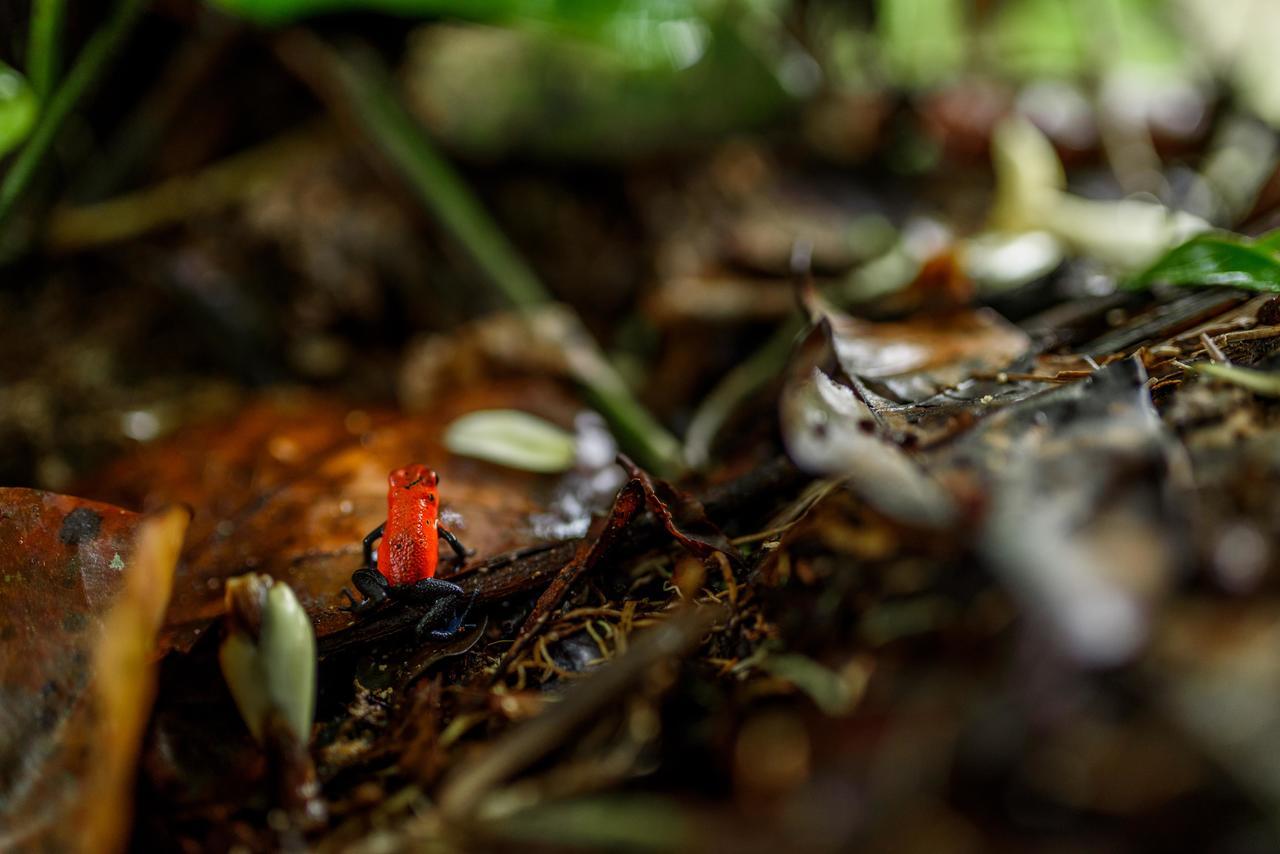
[340,464,473,639]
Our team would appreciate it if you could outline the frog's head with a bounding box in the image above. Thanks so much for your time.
[389,464,439,500]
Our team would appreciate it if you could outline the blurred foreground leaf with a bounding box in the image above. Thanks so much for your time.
[0,490,187,849]
[990,117,1208,270]
[403,21,788,160]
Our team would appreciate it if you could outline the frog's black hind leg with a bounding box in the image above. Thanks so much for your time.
[361,522,386,570]
[400,578,472,639]
[340,567,390,614]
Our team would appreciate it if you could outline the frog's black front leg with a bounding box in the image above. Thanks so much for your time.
[439,525,471,565]
[362,522,385,571]
[398,577,473,639]
[340,567,390,614]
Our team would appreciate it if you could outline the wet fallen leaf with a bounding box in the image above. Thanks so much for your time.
[779,321,956,527]
[803,285,1030,402]
[83,379,622,650]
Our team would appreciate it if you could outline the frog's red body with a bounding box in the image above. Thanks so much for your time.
[340,464,472,639]
[382,464,441,586]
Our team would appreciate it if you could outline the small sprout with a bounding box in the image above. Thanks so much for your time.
[219,574,316,745]
[444,409,578,473]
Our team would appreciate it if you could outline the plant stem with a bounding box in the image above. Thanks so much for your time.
[683,314,804,469]
[0,0,147,226]
[26,0,65,99]
[290,36,549,309]
[276,33,685,476]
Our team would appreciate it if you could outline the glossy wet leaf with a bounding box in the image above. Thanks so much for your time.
[0,62,37,158]
[444,409,578,473]
[779,321,956,527]
[0,490,186,849]
[1125,231,1280,292]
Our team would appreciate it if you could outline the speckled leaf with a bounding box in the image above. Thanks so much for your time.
[0,490,186,849]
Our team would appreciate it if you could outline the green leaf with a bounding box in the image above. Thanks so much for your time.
[1125,230,1280,292]
[444,409,578,473]
[0,62,38,158]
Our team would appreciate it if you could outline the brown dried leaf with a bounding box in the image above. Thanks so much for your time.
[84,380,619,651]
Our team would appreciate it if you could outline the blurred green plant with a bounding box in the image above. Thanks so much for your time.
[989,117,1207,271]
[282,35,685,475]
[26,0,65,99]
[402,21,789,160]
[212,0,712,55]
[995,0,1185,78]
[876,0,966,87]
[0,63,38,159]
[0,0,146,226]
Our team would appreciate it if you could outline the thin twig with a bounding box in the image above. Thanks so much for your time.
[438,603,726,818]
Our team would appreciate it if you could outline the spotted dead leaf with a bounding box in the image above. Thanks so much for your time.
[0,490,187,850]
[83,379,623,651]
